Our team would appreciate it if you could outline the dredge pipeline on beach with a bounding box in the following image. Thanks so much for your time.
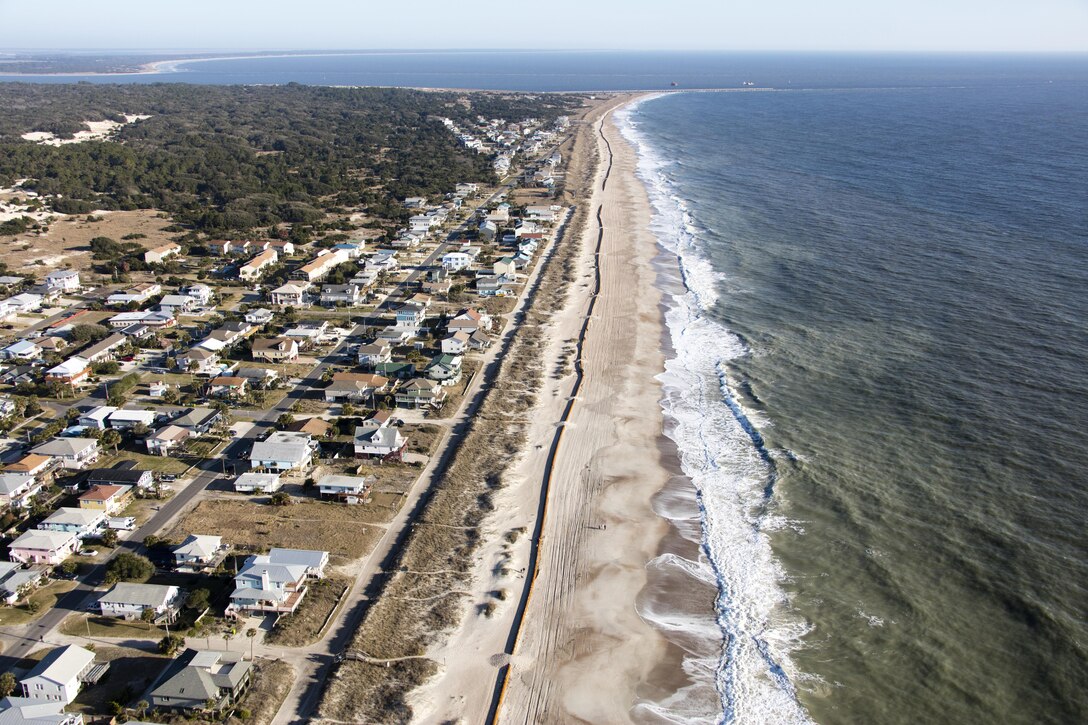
[486,118,613,724]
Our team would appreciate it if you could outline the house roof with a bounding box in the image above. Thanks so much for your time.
[0,697,77,725]
[151,425,190,442]
[24,645,94,685]
[98,582,178,608]
[32,437,97,458]
[252,337,297,353]
[172,407,219,429]
[79,484,130,502]
[81,333,127,360]
[174,534,223,559]
[46,357,89,377]
[4,453,50,473]
[182,347,218,361]
[211,376,247,387]
[10,529,79,551]
[234,472,280,487]
[40,507,105,527]
[250,436,311,464]
[318,474,370,492]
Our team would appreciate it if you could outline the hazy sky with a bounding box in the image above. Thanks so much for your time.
[2,0,1086,53]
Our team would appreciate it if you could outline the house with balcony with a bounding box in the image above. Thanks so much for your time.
[252,336,298,363]
[244,308,275,326]
[184,283,214,305]
[171,407,222,434]
[97,582,181,621]
[317,474,371,503]
[77,484,133,515]
[426,353,463,385]
[158,294,195,315]
[269,282,311,307]
[248,432,315,472]
[225,548,328,618]
[238,249,278,281]
[145,425,190,456]
[356,343,392,369]
[107,310,175,329]
[80,333,128,364]
[176,347,220,375]
[107,282,161,306]
[44,357,90,387]
[207,376,248,399]
[8,529,80,565]
[150,650,252,713]
[1,339,42,361]
[354,413,407,461]
[394,378,447,409]
[20,645,98,705]
[0,473,46,510]
[319,284,362,307]
[43,270,81,293]
[31,438,99,470]
[36,508,106,539]
[144,243,181,265]
[173,535,227,571]
[323,373,389,404]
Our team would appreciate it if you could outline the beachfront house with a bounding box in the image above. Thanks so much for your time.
[317,474,371,503]
[233,472,282,494]
[150,650,252,713]
[353,414,407,461]
[394,378,447,409]
[44,357,90,386]
[225,548,328,618]
[426,353,463,385]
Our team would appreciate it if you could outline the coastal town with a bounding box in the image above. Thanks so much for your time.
[0,105,579,724]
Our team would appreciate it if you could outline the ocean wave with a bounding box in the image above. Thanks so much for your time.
[618,97,813,724]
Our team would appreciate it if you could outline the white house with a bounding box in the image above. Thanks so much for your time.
[354,415,407,461]
[20,645,96,705]
[317,474,371,502]
[158,294,195,315]
[269,282,311,307]
[105,408,157,430]
[184,283,214,305]
[43,270,81,293]
[1,339,42,361]
[173,534,226,570]
[107,283,161,306]
[249,431,315,472]
[233,472,282,494]
[238,249,278,281]
[144,243,181,265]
[145,425,190,456]
[44,357,90,386]
[0,473,46,510]
[30,438,99,470]
[441,331,470,354]
[8,529,81,565]
[226,548,328,617]
[442,251,473,271]
[97,582,181,621]
[36,508,106,539]
[244,308,275,325]
[0,697,85,724]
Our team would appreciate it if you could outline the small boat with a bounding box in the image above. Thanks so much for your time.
[742,81,755,87]
[670,81,678,87]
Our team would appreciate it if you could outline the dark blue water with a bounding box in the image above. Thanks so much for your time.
[3,51,1087,92]
[622,75,1088,723]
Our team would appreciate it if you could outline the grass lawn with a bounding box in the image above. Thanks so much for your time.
[0,580,77,626]
[70,644,170,717]
[61,613,169,640]
[103,450,193,475]
[264,575,352,648]
[167,499,383,564]
[405,423,444,457]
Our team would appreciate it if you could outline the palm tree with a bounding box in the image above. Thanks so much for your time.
[246,628,257,660]
[222,632,231,651]
[101,429,121,453]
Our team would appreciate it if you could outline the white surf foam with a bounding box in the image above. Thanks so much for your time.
[618,96,814,724]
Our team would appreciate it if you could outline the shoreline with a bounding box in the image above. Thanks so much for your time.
[488,95,714,722]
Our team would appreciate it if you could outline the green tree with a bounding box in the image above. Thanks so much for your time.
[141,607,156,630]
[269,491,292,506]
[100,528,119,547]
[0,672,16,697]
[247,627,258,660]
[186,588,210,611]
[105,552,154,584]
[101,429,121,452]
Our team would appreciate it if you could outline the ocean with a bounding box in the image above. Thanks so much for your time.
[619,76,1088,723]
[5,51,1087,723]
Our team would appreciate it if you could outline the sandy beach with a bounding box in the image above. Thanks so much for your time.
[492,96,681,722]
